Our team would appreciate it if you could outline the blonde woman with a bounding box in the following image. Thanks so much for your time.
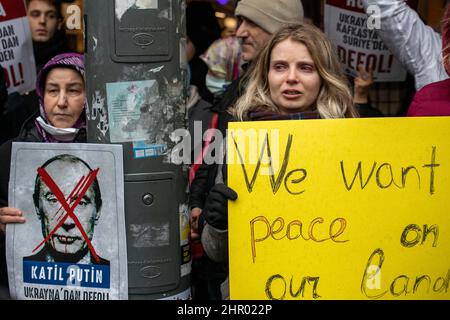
[191,23,358,299]
[233,23,358,120]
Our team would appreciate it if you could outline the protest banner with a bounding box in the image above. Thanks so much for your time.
[228,117,450,300]
[7,143,128,300]
[0,0,36,94]
[324,0,417,82]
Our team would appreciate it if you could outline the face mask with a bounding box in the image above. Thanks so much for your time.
[36,116,80,142]
[206,74,231,95]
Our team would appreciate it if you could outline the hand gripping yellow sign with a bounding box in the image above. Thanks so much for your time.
[228,117,450,300]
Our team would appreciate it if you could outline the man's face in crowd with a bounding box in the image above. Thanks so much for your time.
[27,0,61,43]
[235,16,271,62]
[37,159,99,256]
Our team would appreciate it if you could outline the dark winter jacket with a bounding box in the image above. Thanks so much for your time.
[189,112,233,210]
[0,113,44,207]
[188,95,214,166]
[33,30,70,75]
[189,64,250,210]
[188,64,250,300]
[0,91,40,145]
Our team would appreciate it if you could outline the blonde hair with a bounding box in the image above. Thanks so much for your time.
[232,23,358,120]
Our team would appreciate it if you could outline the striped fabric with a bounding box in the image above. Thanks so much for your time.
[248,110,320,121]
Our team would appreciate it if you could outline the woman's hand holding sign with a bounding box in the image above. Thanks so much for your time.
[0,207,25,233]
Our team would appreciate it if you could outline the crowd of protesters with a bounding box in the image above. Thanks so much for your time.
[0,0,449,300]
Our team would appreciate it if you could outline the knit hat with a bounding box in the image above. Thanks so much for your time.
[235,0,304,34]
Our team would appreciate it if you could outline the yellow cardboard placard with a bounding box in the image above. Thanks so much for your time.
[228,117,450,300]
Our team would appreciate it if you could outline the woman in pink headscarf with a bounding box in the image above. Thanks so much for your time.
[0,53,86,299]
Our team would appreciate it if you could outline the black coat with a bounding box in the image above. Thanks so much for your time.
[187,69,248,300]
[188,64,250,210]
[0,113,43,207]
[0,91,40,145]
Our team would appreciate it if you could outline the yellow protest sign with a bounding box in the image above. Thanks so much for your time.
[228,117,450,300]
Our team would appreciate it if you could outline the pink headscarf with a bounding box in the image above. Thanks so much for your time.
[34,53,86,142]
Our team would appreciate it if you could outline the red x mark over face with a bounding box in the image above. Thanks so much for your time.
[33,165,101,264]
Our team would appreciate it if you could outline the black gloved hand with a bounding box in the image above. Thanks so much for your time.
[203,183,238,230]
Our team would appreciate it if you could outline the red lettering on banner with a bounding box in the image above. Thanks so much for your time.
[33,167,101,264]
[337,46,394,73]
[326,0,365,14]
[3,63,25,88]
